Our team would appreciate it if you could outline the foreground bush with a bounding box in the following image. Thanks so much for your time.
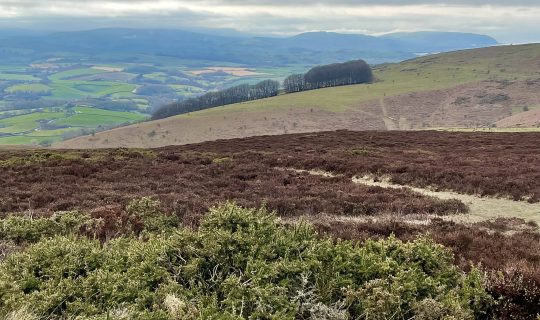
[0,203,492,319]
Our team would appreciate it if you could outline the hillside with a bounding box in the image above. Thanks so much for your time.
[56,44,540,149]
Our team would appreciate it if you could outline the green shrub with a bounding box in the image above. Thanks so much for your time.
[126,197,180,233]
[0,202,492,319]
[0,211,94,244]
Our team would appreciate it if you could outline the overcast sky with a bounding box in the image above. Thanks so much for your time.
[0,0,539,43]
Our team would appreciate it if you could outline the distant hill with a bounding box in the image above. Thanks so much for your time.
[381,31,498,52]
[55,44,540,149]
[0,28,498,65]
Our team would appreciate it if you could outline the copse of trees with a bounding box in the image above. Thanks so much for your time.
[284,59,373,93]
[152,79,279,120]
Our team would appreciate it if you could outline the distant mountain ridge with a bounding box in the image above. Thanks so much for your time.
[0,28,498,65]
[381,31,498,52]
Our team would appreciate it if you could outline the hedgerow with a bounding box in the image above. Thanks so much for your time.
[0,203,492,319]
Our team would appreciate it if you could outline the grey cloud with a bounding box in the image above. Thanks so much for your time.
[0,0,538,43]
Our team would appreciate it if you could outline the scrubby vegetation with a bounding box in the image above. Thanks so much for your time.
[318,217,540,319]
[0,202,492,319]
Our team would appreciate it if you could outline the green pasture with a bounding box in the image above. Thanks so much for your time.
[0,73,40,81]
[0,112,65,134]
[48,68,104,81]
[0,106,146,145]
[0,135,52,145]
[49,81,136,99]
[53,106,145,127]
[143,72,168,82]
[511,104,540,115]
[5,83,51,94]
[169,84,205,95]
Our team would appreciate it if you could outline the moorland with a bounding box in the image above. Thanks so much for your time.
[1,130,540,318]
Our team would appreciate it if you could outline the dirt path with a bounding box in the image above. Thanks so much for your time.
[380,98,399,130]
[285,168,540,226]
[353,176,540,225]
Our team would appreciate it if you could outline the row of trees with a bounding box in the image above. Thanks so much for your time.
[152,59,372,119]
[284,59,373,93]
[152,79,279,120]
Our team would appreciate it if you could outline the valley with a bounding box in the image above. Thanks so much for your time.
[0,28,503,147]
[0,59,295,145]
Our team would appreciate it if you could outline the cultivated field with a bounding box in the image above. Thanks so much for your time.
[1,131,540,318]
[56,44,540,148]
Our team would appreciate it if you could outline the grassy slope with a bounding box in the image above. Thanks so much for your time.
[56,44,540,148]
[174,43,540,116]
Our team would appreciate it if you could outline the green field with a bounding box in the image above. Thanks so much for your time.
[169,84,205,96]
[0,73,40,81]
[48,81,136,99]
[143,72,168,82]
[0,112,65,133]
[5,83,51,94]
[0,106,146,145]
[48,68,104,81]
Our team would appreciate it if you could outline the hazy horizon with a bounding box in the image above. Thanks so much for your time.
[0,0,538,44]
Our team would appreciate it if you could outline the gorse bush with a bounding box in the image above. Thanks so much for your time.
[0,198,180,246]
[0,202,492,319]
[0,211,94,244]
[126,197,181,234]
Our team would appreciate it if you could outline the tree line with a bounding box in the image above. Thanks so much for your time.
[152,59,372,120]
[152,80,279,120]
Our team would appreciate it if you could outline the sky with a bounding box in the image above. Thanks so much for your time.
[0,0,539,43]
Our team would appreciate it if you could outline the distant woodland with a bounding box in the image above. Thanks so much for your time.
[284,60,373,93]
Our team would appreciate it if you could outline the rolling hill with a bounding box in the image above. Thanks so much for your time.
[0,28,497,65]
[55,43,540,149]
